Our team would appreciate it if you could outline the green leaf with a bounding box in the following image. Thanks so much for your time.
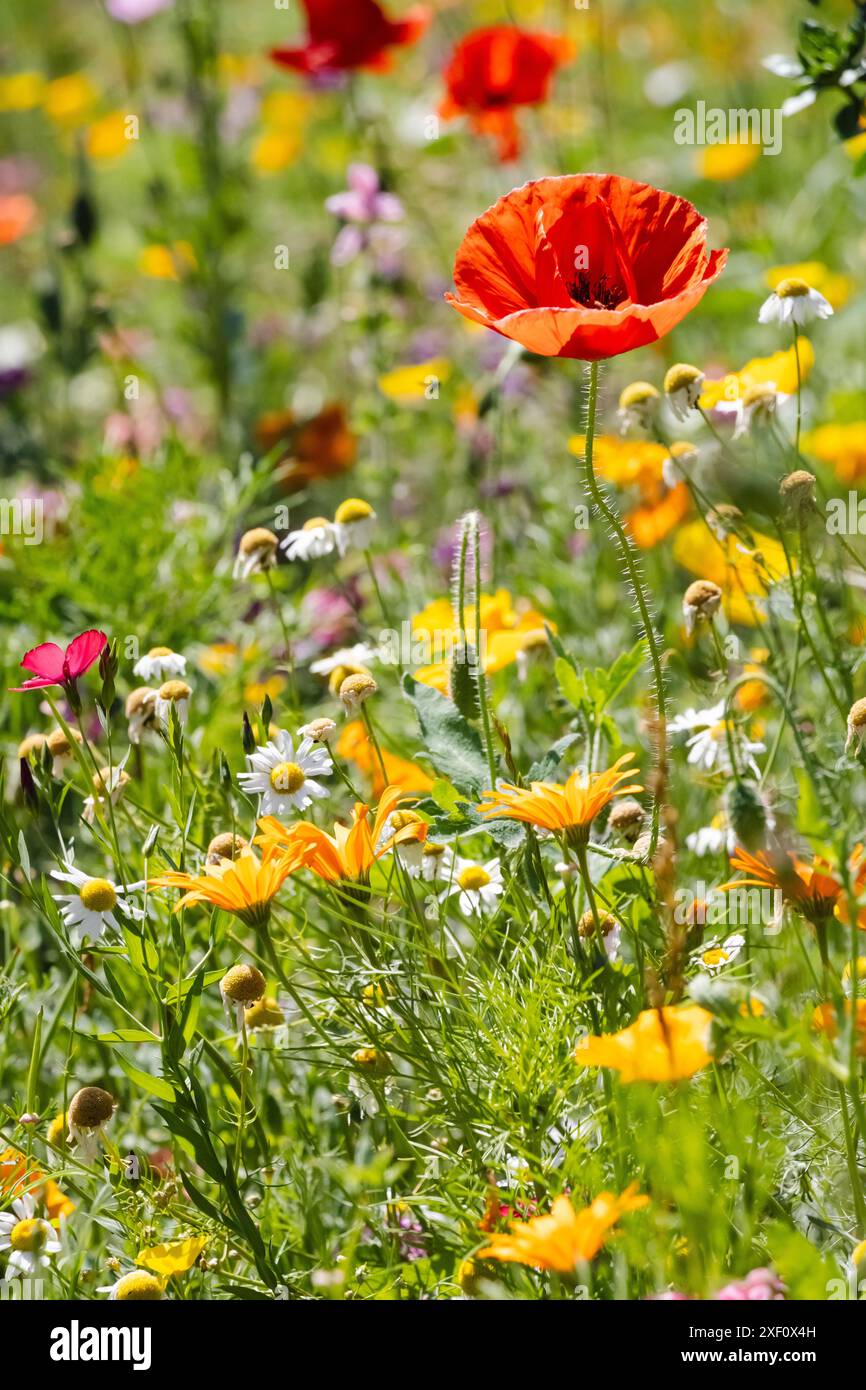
[766,1221,839,1300]
[114,1050,177,1102]
[402,674,488,795]
[96,1028,160,1044]
[554,657,585,710]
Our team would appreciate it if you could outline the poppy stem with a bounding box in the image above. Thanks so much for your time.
[581,360,666,857]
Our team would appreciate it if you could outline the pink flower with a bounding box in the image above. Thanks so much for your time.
[10,630,107,693]
[715,1267,786,1301]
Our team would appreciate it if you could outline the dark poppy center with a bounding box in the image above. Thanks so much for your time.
[567,271,626,310]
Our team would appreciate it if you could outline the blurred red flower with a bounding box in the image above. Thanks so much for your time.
[439,26,575,161]
[271,0,430,77]
[446,174,728,361]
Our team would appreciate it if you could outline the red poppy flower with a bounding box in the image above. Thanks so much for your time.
[271,0,430,77]
[439,26,575,162]
[10,629,107,692]
[446,174,728,361]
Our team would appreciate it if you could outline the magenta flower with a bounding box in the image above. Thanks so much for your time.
[715,1268,786,1301]
[10,630,108,693]
[325,165,404,267]
[106,0,174,22]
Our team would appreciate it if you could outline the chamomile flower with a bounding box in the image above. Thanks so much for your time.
[663,363,705,421]
[82,766,131,826]
[0,1194,61,1280]
[441,857,504,915]
[237,729,332,816]
[617,381,659,433]
[686,816,735,857]
[125,686,158,743]
[577,909,621,960]
[280,516,337,562]
[334,498,376,555]
[417,841,455,882]
[46,727,83,777]
[669,702,765,776]
[51,859,143,945]
[154,679,192,729]
[133,645,187,683]
[67,1086,115,1162]
[297,717,338,744]
[697,933,745,975]
[758,277,833,327]
[309,644,379,677]
[220,963,266,1029]
[98,1271,166,1301]
[662,440,698,489]
[348,1047,392,1117]
[233,526,279,580]
[717,382,787,439]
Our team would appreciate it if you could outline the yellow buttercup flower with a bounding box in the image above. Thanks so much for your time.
[478,1186,649,1273]
[136,1235,208,1279]
[699,339,814,410]
[574,1005,714,1082]
[43,73,98,127]
[138,242,197,280]
[378,359,452,404]
[0,72,45,111]
[86,111,133,162]
[699,140,760,181]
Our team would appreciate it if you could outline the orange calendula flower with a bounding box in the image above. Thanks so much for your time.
[574,1005,714,1082]
[812,999,866,1056]
[803,421,866,485]
[0,1147,75,1223]
[149,844,297,927]
[568,434,669,494]
[478,1185,648,1273]
[477,753,642,843]
[256,784,427,883]
[337,720,434,796]
[721,847,842,924]
[626,482,691,548]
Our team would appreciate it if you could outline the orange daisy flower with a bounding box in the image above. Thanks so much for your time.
[477,753,642,842]
[149,844,298,927]
[721,847,842,923]
[478,1185,648,1273]
[256,784,427,884]
[812,998,866,1056]
[0,1147,74,1224]
[574,1005,714,1083]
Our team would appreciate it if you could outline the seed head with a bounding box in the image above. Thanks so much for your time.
[220,963,267,1004]
[69,1085,115,1130]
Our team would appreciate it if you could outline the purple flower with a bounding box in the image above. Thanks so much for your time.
[325,165,404,269]
[106,0,174,22]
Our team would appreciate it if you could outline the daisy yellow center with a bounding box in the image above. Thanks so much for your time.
[774,277,809,299]
[303,517,330,531]
[148,646,172,657]
[335,498,373,525]
[702,947,728,967]
[115,1271,164,1301]
[79,878,117,912]
[270,761,305,794]
[10,1217,48,1253]
[457,866,491,891]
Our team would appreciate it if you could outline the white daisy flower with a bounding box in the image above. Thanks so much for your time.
[663,364,705,422]
[617,381,659,433]
[0,1194,61,1280]
[280,517,337,562]
[297,717,338,744]
[237,730,332,816]
[333,499,376,556]
[697,933,746,975]
[759,277,832,327]
[154,679,192,730]
[51,860,144,946]
[309,644,380,676]
[686,820,735,857]
[440,857,503,915]
[670,702,765,776]
[416,841,455,882]
[133,646,187,683]
[715,382,787,439]
[233,527,279,580]
[97,1271,166,1301]
[125,686,158,744]
[82,766,131,826]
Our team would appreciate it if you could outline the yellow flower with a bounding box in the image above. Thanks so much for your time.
[673,520,790,626]
[138,242,197,280]
[149,845,297,927]
[412,589,551,694]
[766,262,852,312]
[136,1235,207,1278]
[244,675,286,705]
[478,1186,649,1273]
[567,434,668,495]
[478,754,643,841]
[43,73,98,127]
[378,359,452,405]
[252,129,302,173]
[803,421,866,484]
[699,140,760,181]
[0,72,45,111]
[86,111,133,162]
[574,1005,714,1082]
[699,339,814,411]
